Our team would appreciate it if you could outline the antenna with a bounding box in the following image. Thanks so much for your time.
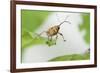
[56,13,60,23]
[59,21,71,26]
[59,15,71,26]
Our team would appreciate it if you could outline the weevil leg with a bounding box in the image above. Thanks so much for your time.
[34,31,46,39]
[46,36,49,44]
[58,32,66,42]
[55,35,58,45]
[46,36,52,44]
[38,31,46,36]
[49,36,52,41]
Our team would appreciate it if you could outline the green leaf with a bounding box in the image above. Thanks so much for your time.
[21,10,50,32]
[79,13,90,44]
[22,30,56,51]
[21,10,51,50]
[49,52,90,61]
[22,31,46,50]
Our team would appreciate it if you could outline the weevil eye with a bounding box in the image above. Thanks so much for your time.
[58,26,60,29]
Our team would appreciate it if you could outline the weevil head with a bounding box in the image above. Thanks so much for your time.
[56,25,60,30]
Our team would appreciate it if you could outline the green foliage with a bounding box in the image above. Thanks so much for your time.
[21,11,90,62]
[21,10,50,32]
[22,31,56,50]
[49,52,90,61]
[21,10,51,50]
[79,13,90,44]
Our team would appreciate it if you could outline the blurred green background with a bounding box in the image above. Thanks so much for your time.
[21,10,51,50]
[21,10,90,62]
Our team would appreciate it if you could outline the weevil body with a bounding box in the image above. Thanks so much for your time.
[38,15,71,45]
[46,25,60,36]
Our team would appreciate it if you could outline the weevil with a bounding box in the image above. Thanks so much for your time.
[38,15,71,45]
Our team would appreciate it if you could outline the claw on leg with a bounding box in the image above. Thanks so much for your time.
[58,32,66,42]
